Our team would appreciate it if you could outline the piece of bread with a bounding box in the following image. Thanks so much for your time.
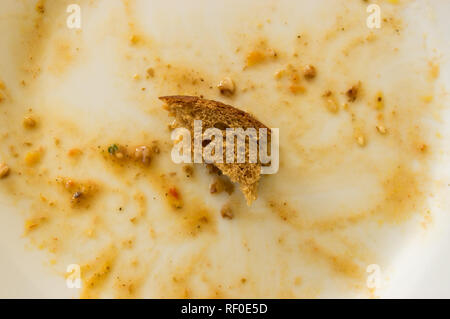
[160,95,270,205]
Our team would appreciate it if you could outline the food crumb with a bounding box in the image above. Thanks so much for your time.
[356,135,366,147]
[72,191,83,203]
[375,91,384,109]
[210,176,235,195]
[376,125,387,135]
[302,64,316,79]
[24,149,43,166]
[146,68,155,78]
[182,165,194,178]
[209,182,218,194]
[346,82,361,102]
[323,90,339,113]
[0,162,10,178]
[115,151,124,159]
[57,177,98,206]
[218,77,236,96]
[220,204,234,219]
[206,164,222,176]
[274,69,286,79]
[151,141,160,154]
[23,116,37,129]
[129,34,140,45]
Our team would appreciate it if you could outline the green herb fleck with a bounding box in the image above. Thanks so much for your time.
[108,144,119,155]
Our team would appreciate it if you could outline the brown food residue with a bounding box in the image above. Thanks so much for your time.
[0,0,443,300]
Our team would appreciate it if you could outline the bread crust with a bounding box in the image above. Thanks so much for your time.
[161,95,270,205]
[159,95,269,130]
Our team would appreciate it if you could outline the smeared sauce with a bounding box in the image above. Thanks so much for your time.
[0,0,446,298]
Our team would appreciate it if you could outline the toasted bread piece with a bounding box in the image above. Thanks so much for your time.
[160,95,270,205]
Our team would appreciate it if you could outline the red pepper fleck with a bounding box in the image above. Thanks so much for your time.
[168,187,180,199]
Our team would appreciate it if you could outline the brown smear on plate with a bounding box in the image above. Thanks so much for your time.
[0,0,444,298]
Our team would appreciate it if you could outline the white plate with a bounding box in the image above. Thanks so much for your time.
[0,0,449,298]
